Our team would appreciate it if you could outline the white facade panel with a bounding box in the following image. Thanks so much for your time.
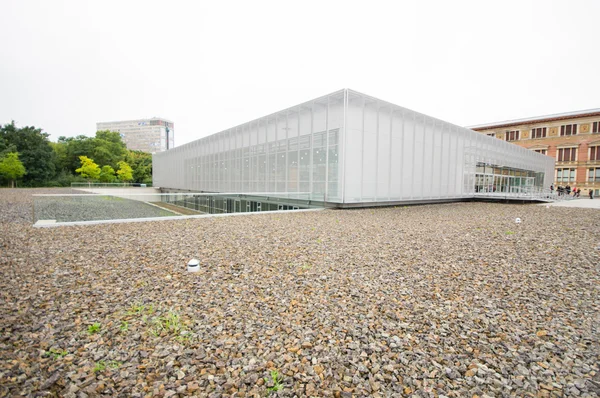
[153,89,555,207]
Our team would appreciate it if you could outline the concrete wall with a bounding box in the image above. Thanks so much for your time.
[74,187,162,202]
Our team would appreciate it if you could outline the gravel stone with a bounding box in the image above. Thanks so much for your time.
[1,188,599,397]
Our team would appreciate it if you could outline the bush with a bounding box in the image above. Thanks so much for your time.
[42,170,87,187]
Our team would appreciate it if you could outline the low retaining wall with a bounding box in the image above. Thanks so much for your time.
[74,187,162,202]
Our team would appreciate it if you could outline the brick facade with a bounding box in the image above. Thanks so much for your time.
[472,111,600,196]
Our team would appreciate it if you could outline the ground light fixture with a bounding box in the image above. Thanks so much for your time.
[187,258,200,272]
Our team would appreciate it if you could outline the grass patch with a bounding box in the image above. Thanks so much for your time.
[120,304,194,344]
[149,309,194,343]
[151,310,183,335]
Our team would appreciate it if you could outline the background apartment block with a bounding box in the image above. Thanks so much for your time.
[470,109,600,196]
[96,118,174,153]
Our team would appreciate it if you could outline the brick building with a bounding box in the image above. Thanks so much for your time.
[469,109,600,196]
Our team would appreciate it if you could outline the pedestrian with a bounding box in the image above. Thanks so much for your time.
[590,189,594,200]
[577,188,581,198]
[566,184,571,195]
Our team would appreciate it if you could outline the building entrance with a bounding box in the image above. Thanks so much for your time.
[474,162,540,194]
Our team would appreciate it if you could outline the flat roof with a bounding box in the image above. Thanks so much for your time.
[468,108,600,130]
[97,117,174,124]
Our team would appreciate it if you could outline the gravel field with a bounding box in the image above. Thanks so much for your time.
[34,195,177,223]
[1,188,599,397]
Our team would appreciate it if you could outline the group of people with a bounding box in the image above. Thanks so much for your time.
[550,184,593,199]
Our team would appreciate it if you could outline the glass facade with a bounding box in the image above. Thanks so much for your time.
[474,162,542,194]
[154,91,344,202]
[153,89,555,206]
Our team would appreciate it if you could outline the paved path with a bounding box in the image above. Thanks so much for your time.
[540,197,600,209]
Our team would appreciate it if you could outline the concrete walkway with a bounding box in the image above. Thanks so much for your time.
[540,198,600,209]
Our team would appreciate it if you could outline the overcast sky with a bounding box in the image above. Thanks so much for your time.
[1,0,599,146]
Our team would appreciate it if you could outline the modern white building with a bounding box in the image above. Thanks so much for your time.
[153,89,554,207]
[96,118,174,153]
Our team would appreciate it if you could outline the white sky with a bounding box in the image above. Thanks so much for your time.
[1,0,599,146]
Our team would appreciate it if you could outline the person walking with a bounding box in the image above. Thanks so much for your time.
[590,189,594,200]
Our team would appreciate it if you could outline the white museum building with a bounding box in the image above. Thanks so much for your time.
[153,89,554,207]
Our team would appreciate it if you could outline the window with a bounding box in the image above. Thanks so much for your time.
[594,122,600,134]
[590,146,600,161]
[531,127,547,139]
[557,147,577,161]
[505,130,520,141]
[556,168,576,182]
[560,124,577,136]
[534,149,547,155]
[589,168,600,182]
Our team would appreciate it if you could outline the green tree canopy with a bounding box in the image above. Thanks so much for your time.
[54,135,97,173]
[116,161,133,182]
[99,165,116,183]
[53,130,128,175]
[75,156,101,180]
[125,150,153,183]
[0,152,26,188]
[93,130,127,170]
[0,122,151,186]
[0,121,56,184]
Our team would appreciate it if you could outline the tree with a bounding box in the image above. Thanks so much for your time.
[125,150,153,183]
[116,161,133,182]
[93,130,127,170]
[0,152,26,188]
[99,165,116,183]
[55,135,96,173]
[75,156,100,180]
[0,121,56,185]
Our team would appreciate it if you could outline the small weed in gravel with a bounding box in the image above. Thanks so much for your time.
[267,370,284,394]
[151,310,183,336]
[127,303,146,315]
[107,360,122,369]
[44,348,68,359]
[93,360,121,373]
[87,322,101,334]
[266,370,284,394]
[93,361,106,372]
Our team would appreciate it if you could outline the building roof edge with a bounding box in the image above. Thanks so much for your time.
[468,108,600,130]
